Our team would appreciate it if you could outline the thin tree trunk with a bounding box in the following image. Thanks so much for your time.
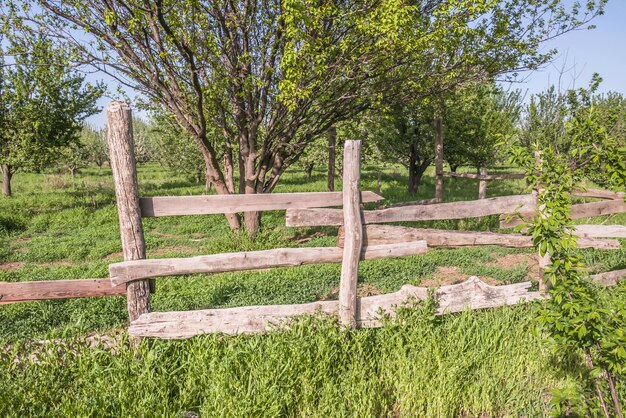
[408,143,418,195]
[327,126,336,192]
[305,163,315,180]
[1,164,12,197]
[223,154,235,193]
[434,118,444,203]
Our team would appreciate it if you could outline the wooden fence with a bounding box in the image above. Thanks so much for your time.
[1,101,625,339]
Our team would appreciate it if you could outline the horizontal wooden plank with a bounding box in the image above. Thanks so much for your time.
[500,200,626,228]
[128,277,543,338]
[574,224,626,238]
[572,188,625,200]
[592,269,626,287]
[337,225,620,250]
[286,194,535,227]
[140,191,384,216]
[0,279,126,304]
[443,172,525,180]
[110,241,428,285]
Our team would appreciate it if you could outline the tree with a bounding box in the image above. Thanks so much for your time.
[0,32,103,196]
[443,82,522,171]
[148,111,209,187]
[28,0,605,234]
[518,75,626,189]
[81,125,109,169]
[59,124,109,174]
[365,103,436,195]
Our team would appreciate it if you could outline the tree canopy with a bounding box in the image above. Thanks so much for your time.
[0,30,103,196]
[15,0,606,231]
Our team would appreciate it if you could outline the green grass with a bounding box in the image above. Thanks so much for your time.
[1,163,625,416]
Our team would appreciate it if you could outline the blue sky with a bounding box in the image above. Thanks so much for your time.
[507,0,626,97]
[85,1,626,127]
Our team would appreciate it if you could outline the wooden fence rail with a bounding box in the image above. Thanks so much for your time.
[443,172,525,181]
[0,279,126,304]
[128,277,543,338]
[140,191,383,217]
[336,225,620,250]
[109,242,429,285]
[286,194,535,227]
[501,200,626,228]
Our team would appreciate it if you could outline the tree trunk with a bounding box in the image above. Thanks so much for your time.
[434,118,444,203]
[1,164,12,197]
[327,126,336,192]
[408,144,419,196]
[305,163,315,180]
[70,166,77,177]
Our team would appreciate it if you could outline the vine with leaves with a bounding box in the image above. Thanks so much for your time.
[509,86,626,416]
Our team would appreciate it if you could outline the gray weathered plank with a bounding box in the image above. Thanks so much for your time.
[478,168,488,199]
[110,242,428,285]
[572,188,625,200]
[128,277,542,338]
[592,269,626,287]
[336,225,620,250]
[339,140,362,328]
[443,172,525,180]
[0,279,126,304]
[500,200,626,228]
[140,191,383,217]
[574,224,626,238]
[286,194,535,227]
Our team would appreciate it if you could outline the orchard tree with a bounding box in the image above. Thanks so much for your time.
[444,82,522,171]
[26,0,606,234]
[149,111,209,188]
[0,32,103,196]
[81,124,109,169]
[361,103,436,195]
[60,124,109,174]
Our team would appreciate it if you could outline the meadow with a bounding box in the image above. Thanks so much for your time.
[1,164,625,417]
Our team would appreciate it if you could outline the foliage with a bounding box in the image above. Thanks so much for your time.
[444,82,522,170]
[1,301,578,417]
[509,82,626,416]
[147,112,208,184]
[81,124,109,169]
[59,124,109,174]
[0,25,103,195]
[20,0,606,232]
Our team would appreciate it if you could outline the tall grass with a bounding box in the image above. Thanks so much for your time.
[1,303,593,417]
[1,163,624,416]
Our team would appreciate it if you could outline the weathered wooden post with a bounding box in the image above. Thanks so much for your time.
[327,127,336,192]
[106,101,150,322]
[339,140,362,328]
[478,168,488,199]
[434,118,444,203]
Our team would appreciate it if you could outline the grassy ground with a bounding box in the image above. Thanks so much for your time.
[1,164,625,416]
